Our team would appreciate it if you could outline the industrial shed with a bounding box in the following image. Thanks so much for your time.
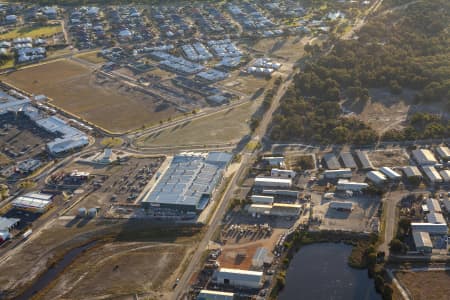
[329,201,353,211]
[197,290,234,300]
[402,166,422,178]
[355,150,374,170]
[0,217,20,232]
[426,198,442,213]
[412,149,438,166]
[439,170,450,183]
[411,223,448,235]
[250,195,274,205]
[11,192,53,213]
[436,146,450,161]
[340,152,357,169]
[366,171,387,185]
[336,179,368,191]
[271,203,302,216]
[427,212,446,224]
[262,189,299,198]
[323,168,352,179]
[323,153,341,170]
[413,231,433,253]
[254,177,292,188]
[214,268,263,289]
[422,166,443,184]
[271,168,296,178]
[379,167,402,181]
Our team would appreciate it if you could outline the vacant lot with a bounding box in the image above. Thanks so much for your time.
[368,149,410,168]
[0,60,178,133]
[75,51,106,64]
[0,218,200,299]
[396,270,450,300]
[310,192,381,232]
[40,242,188,300]
[0,25,62,40]
[137,101,260,147]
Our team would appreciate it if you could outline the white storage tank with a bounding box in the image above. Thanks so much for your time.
[88,208,98,218]
[78,207,87,218]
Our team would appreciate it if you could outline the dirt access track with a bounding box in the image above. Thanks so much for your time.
[0,59,178,133]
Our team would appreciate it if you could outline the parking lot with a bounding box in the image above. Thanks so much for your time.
[58,156,164,217]
[0,113,53,180]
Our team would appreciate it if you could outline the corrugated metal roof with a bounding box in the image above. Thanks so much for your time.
[413,231,432,248]
[402,166,422,178]
[355,150,374,170]
[427,212,446,224]
[323,153,341,170]
[340,152,357,169]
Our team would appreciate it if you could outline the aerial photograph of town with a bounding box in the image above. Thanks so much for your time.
[0,0,448,299]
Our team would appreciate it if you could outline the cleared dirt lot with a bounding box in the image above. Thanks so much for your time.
[310,192,381,232]
[40,242,188,300]
[396,270,450,300]
[137,101,261,147]
[0,218,200,299]
[367,149,410,168]
[0,60,178,133]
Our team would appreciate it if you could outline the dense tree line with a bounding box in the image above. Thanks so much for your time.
[271,0,450,144]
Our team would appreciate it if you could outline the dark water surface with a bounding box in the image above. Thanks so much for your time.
[279,243,381,300]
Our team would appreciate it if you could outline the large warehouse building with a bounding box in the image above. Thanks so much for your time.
[213,268,263,289]
[142,152,232,212]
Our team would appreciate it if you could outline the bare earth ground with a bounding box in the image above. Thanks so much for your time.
[0,60,177,132]
[41,242,187,300]
[350,88,450,134]
[137,100,260,147]
[396,270,450,300]
[367,149,410,168]
[218,228,283,270]
[0,218,199,299]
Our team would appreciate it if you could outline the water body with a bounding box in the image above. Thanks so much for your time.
[279,243,381,300]
[16,241,98,300]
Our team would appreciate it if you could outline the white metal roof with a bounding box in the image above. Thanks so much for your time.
[412,149,438,165]
[413,231,432,248]
[427,212,446,224]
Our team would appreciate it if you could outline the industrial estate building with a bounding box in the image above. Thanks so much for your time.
[412,149,438,166]
[324,168,352,179]
[412,196,448,252]
[213,268,263,289]
[323,153,341,170]
[197,290,234,300]
[254,177,292,188]
[379,167,402,181]
[0,90,89,155]
[436,146,450,161]
[366,170,387,185]
[413,231,433,253]
[402,166,422,179]
[142,152,232,212]
[340,152,357,169]
[11,192,53,213]
[335,179,368,191]
[355,150,374,170]
[422,166,443,184]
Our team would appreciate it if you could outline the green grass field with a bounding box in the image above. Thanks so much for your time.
[0,25,62,40]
